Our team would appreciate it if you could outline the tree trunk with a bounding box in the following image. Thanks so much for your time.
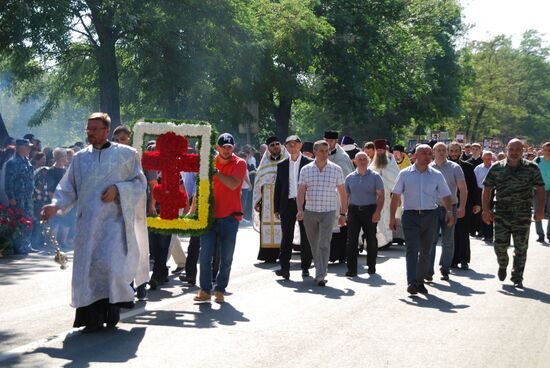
[273,95,292,140]
[88,2,121,134]
[470,103,486,142]
[0,113,10,147]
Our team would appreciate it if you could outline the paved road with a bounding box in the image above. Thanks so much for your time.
[1,223,550,367]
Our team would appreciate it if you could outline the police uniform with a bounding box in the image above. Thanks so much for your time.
[483,159,545,284]
[4,140,35,253]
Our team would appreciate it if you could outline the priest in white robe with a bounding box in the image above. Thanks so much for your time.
[253,136,288,262]
[369,139,400,247]
[42,112,149,333]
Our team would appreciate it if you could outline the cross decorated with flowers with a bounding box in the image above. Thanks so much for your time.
[141,132,199,220]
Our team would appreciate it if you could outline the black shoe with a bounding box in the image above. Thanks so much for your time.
[424,274,433,282]
[82,324,102,333]
[148,278,158,290]
[461,263,469,270]
[536,236,545,243]
[301,269,310,277]
[179,275,196,285]
[440,273,450,281]
[498,267,507,281]
[171,266,184,274]
[407,283,418,295]
[367,266,376,275]
[136,285,147,300]
[275,269,290,280]
[417,284,429,294]
[513,281,524,289]
[345,271,357,277]
[105,306,120,328]
[317,280,326,287]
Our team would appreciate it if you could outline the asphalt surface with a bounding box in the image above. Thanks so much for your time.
[1,222,550,367]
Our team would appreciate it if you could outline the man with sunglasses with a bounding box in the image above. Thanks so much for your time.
[253,136,289,262]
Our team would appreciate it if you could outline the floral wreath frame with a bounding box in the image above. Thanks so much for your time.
[133,120,215,235]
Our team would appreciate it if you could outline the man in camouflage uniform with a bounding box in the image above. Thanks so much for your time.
[4,139,35,254]
[482,139,546,288]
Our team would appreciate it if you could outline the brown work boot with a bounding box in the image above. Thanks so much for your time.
[194,290,211,302]
[214,291,225,303]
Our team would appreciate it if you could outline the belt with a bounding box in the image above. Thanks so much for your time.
[349,204,375,211]
[404,209,436,215]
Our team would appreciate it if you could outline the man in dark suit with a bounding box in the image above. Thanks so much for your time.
[274,135,313,279]
[448,142,481,270]
[466,143,484,237]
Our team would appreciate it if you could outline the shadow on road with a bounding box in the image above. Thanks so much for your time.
[33,327,145,367]
[450,268,495,281]
[499,285,550,304]
[276,279,355,299]
[347,273,396,287]
[0,254,65,285]
[399,294,470,313]
[428,280,485,296]
[125,302,249,329]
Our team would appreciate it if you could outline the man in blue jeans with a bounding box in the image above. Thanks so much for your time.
[194,133,246,303]
[427,142,467,281]
[390,144,454,295]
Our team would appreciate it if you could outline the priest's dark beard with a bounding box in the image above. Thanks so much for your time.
[372,152,388,169]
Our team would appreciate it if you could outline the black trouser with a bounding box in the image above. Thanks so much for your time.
[346,204,378,272]
[148,231,171,281]
[453,212,471,265]
[279,199,312,272]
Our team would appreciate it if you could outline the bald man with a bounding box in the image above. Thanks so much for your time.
[482,138,546,288]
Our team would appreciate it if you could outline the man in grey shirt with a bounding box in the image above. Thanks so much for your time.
[427,142,467,281]
[390,144,454,295]
[344,151,384,277]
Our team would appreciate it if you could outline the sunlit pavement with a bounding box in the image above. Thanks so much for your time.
[1,222,549,367]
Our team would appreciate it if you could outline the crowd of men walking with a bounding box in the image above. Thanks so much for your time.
[1,112,548,332]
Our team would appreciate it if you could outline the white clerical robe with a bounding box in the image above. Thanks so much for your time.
[52,143,149,308]
[370,155,400,246]
[252,151,288,253]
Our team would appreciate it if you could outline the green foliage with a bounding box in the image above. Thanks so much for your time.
[449,31,550,144]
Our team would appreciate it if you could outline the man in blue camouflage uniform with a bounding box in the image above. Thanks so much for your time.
[482,139,546,288]
[4,138,35,254]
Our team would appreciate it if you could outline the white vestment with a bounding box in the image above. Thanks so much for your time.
[252,150,288,249]
[370,155,400,246]
[52,143,149,308]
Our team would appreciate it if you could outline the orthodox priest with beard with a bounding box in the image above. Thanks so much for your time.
[42,113,149,333]
[253,136,289,262]
[369,139,400,247]
[324,130,355,262]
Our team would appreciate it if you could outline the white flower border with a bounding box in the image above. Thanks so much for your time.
[133,121,211,178]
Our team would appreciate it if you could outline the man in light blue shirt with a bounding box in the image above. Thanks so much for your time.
[390,144,453,295]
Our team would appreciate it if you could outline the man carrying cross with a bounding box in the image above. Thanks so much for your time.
[194,133,247,303]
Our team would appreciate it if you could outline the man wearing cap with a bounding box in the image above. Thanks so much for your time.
[369,139,400,248]
[253,136,289,262]
[297,140,347,286]
[393,144,411,170]
[274,135,313,279]
[194,132,246,303]
[390,144,454,295]
[324,130,354,263]
[4,138,35,254]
